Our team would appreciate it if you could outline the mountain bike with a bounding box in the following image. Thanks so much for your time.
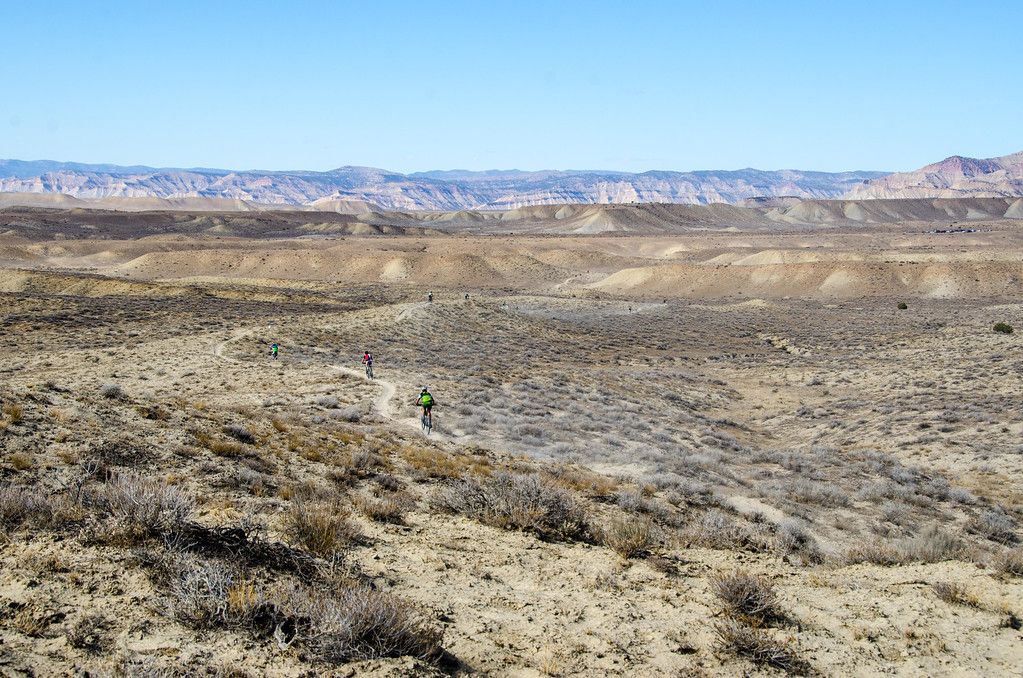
[365,362,373,379]
[421,409,432,434]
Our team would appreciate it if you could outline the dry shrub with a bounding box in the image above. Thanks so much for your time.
[297,586,443,663]
[843,541,904,566]
[353,494,406,524]
[436,472,588,541]
[774,519,824,564]
[0,485,56,533]
[996,547,1023,577]
[714,619,809,675]
[843,524,966,566]
[901,524,967,563]
[90,473,194,534]
[99,383,125,400]
[967,510,1017,545]
[710,570,783,624]
[284,502,361,558]
[159,556,443,663]
[401,447,483,480]
[2,402,24,424]
[9,453,33,471]
[546,466,618,498]
[67,613,112,653]
[224,424,257,445]
[271,417,289,433]
[168,562,237,628]
[681,509,771,552]
[12,600,55,637]
[602,515,654,558]
[931,581,979,607]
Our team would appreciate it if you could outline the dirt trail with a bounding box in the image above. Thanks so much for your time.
[214,327,444,438]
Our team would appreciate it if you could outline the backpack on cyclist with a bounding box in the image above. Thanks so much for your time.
[420,392,434,407]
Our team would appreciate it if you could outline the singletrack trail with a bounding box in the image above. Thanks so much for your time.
[213,326,447,438]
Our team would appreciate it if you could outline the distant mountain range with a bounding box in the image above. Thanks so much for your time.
[0,160,885,211]
[0,151,1020,210]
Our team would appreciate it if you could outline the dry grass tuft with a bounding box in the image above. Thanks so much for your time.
[89,473,194,535]
[710,570,784,624]
[602,515,654,559]
[436,472,588,541]
[66,613,112,653]
[9,453,33,471]
[931,581,980,607]
[353,494,406,524]
[996,547,1023,577]
[714,619,809,675]
[284,502,361,558]
[2,402,25,424]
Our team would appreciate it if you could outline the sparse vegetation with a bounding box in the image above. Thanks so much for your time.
[932,581,979,607]
[436,472,588,541]
[283,501,361,558]
[710,570,784,624]
[993,322,1014,334]
[602,515,655,558]
[714,619,809,675]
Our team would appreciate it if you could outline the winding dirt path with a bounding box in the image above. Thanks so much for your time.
[214,327,442,438]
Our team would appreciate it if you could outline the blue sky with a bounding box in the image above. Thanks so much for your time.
[2,0,1021,173]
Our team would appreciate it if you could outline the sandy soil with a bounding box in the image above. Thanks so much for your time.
[1,214,1022,676]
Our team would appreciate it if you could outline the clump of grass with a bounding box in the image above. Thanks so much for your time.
[283,502,361,558]
[353,494,406,524]
[931,581,979,607]
[710,570,784,625]
[88,473,194,536]
[680,509,771,553]
[12,601,55,637]
[2,402,24,424]
[995,547,1023,577]
[0,485,56,533]
[993,322,1014,334]
[9,453,33,471]
[66,613,112,653]
[99,383,125,400]
[602,515,654,559]
[436,472,588,541]
[224,424,256,445]
[714,619,809,675]
[897,302,908,310]
[968,509,1017,545]
[298,586,443,663]
[401,447,485,480]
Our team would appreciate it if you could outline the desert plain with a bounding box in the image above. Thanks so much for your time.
[1,202,1022,677]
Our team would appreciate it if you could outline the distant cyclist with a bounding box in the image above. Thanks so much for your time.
[270,343,279,360]
[427,291,434,303]
[362,351,374,378]
[416,387,435,428]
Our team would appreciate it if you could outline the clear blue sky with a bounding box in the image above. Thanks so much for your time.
[2,0,1021,173]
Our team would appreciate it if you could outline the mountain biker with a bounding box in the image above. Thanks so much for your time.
[427,291,433,303]
[362,351,374,376]
[416,387,434,426]
[270,343,279,360]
